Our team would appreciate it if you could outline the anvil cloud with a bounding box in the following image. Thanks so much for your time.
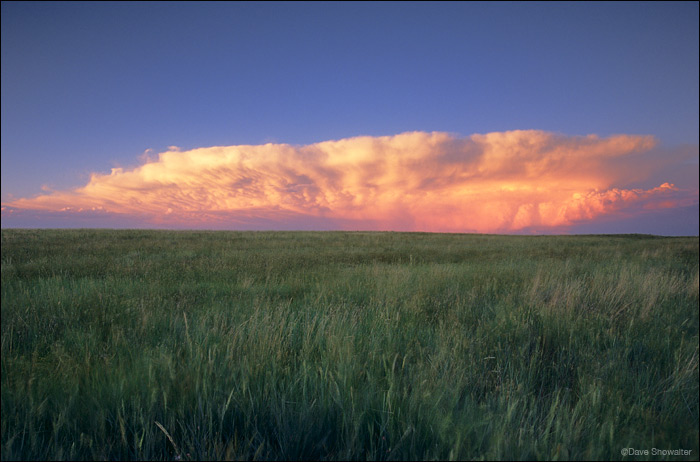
[2,131,698,233]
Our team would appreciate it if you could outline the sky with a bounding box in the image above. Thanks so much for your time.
[1,1,698,234]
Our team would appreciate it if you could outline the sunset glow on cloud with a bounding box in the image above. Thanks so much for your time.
[2,131,697,233]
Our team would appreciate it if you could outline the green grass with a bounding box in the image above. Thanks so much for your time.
[1,229,698,460]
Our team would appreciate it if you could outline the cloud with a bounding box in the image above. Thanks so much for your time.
[2,130,698,233]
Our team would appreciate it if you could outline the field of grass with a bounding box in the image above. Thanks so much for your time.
[1,229,698,460]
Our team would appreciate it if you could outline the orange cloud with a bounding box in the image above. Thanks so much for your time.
[2,131,697,232]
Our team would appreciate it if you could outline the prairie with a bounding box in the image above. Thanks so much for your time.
[1,229,698,460]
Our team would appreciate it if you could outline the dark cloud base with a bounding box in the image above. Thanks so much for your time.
[3,204,697,236]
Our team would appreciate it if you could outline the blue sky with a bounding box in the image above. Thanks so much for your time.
[1,2,698,234]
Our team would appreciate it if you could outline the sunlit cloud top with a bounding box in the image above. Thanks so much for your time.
[2,130,698,233]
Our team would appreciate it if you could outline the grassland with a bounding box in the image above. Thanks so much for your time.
[1,229,698,460]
